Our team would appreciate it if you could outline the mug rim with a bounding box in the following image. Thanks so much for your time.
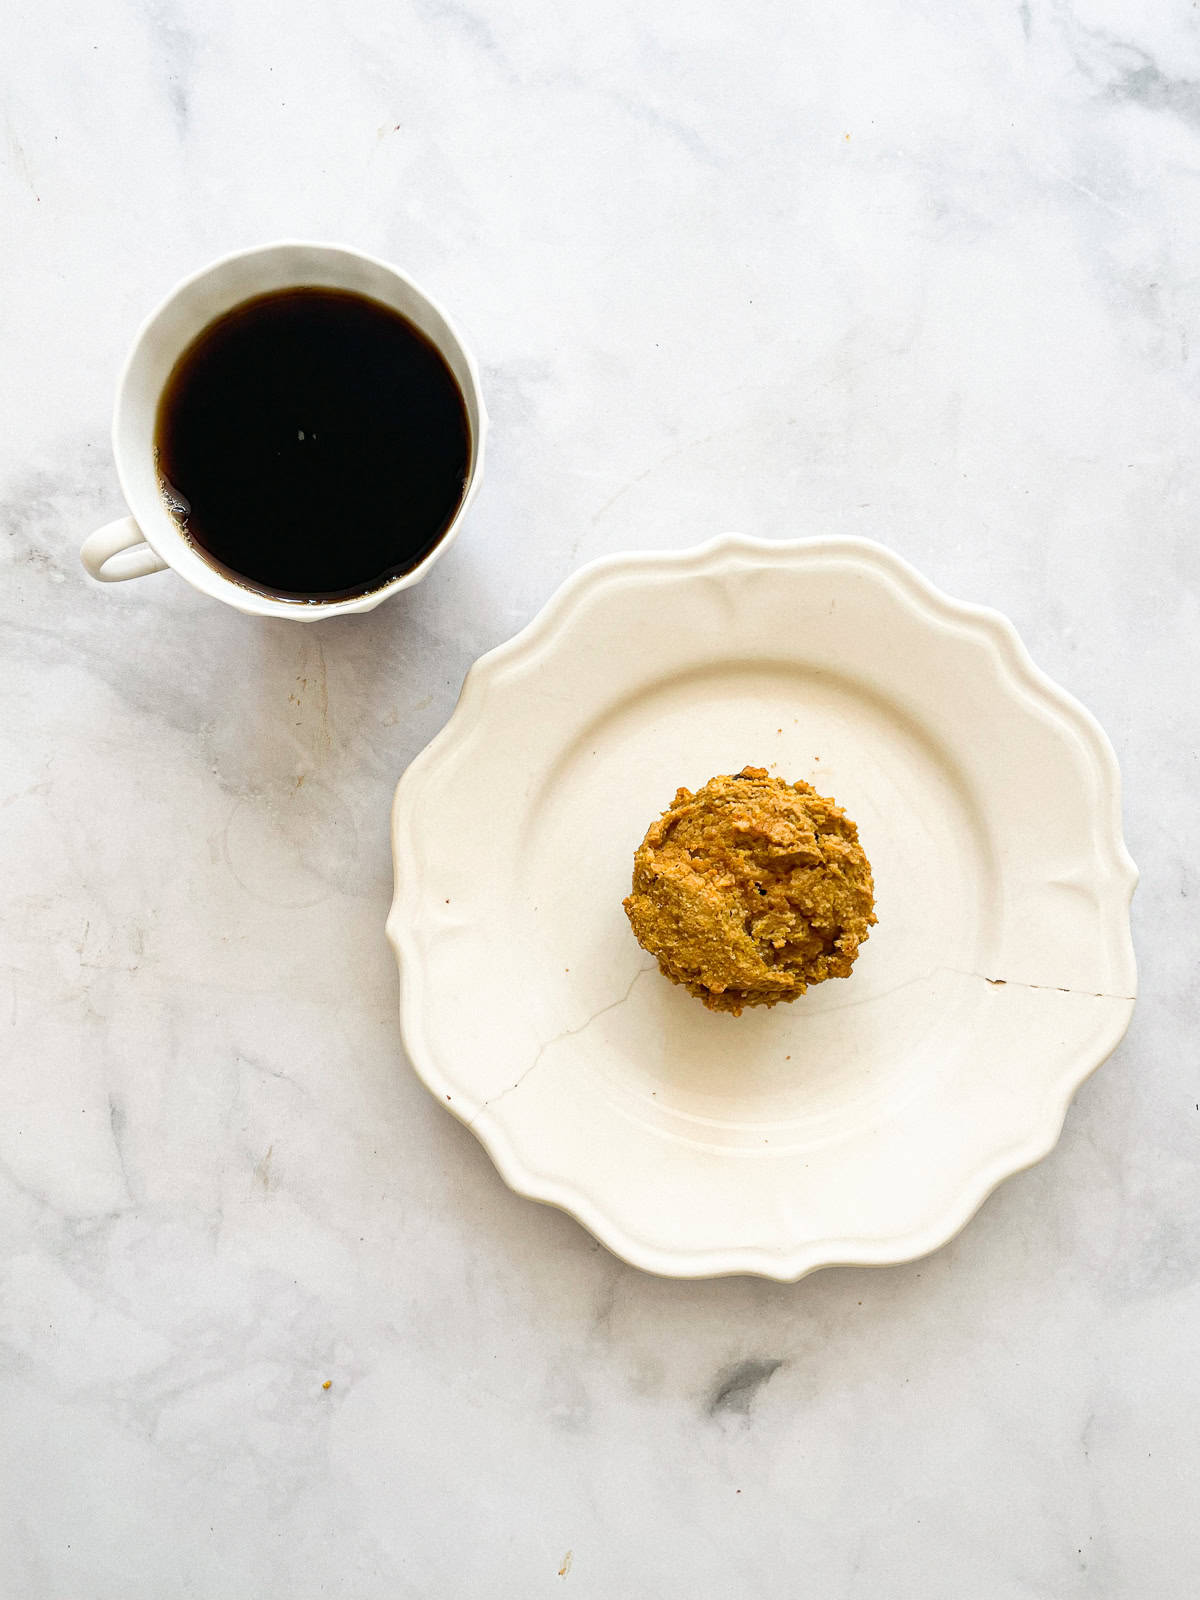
[111,239,488,619]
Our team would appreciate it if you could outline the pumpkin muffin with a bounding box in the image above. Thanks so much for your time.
[623,766,876,1015]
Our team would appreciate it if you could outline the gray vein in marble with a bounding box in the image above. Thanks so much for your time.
[1042,165,1135,223]
[412,0,501,58]
[237,1051,308,1097]
[146,8,197,134]
[706,1358,784,1419]
[599,86,716,163]
[1054,8,1200,130]
[106,1096,134,1206]
[1,109,38,202]
[1107,51,1200,128]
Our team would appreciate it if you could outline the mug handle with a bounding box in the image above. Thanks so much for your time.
[80,517,169,583]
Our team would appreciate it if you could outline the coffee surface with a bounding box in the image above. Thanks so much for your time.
[155,287,471,599]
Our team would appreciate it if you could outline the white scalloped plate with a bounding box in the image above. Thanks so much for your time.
[388,537,1137,1279]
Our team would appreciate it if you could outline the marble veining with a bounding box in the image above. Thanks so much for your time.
[1,0,1197,1595]
[707,1358,785,1420]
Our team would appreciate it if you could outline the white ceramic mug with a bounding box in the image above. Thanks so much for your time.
[80,241,486,619]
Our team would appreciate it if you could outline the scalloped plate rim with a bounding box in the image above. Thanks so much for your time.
[387,535,1138,1280]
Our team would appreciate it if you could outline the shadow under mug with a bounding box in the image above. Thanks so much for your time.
[80,241,487,620]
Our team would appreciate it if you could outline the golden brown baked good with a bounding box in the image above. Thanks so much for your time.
[623,767,876,1015]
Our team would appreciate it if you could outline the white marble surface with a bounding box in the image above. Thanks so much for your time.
[1,1,1195,1594]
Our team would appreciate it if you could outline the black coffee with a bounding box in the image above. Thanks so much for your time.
[155,287,471,599]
